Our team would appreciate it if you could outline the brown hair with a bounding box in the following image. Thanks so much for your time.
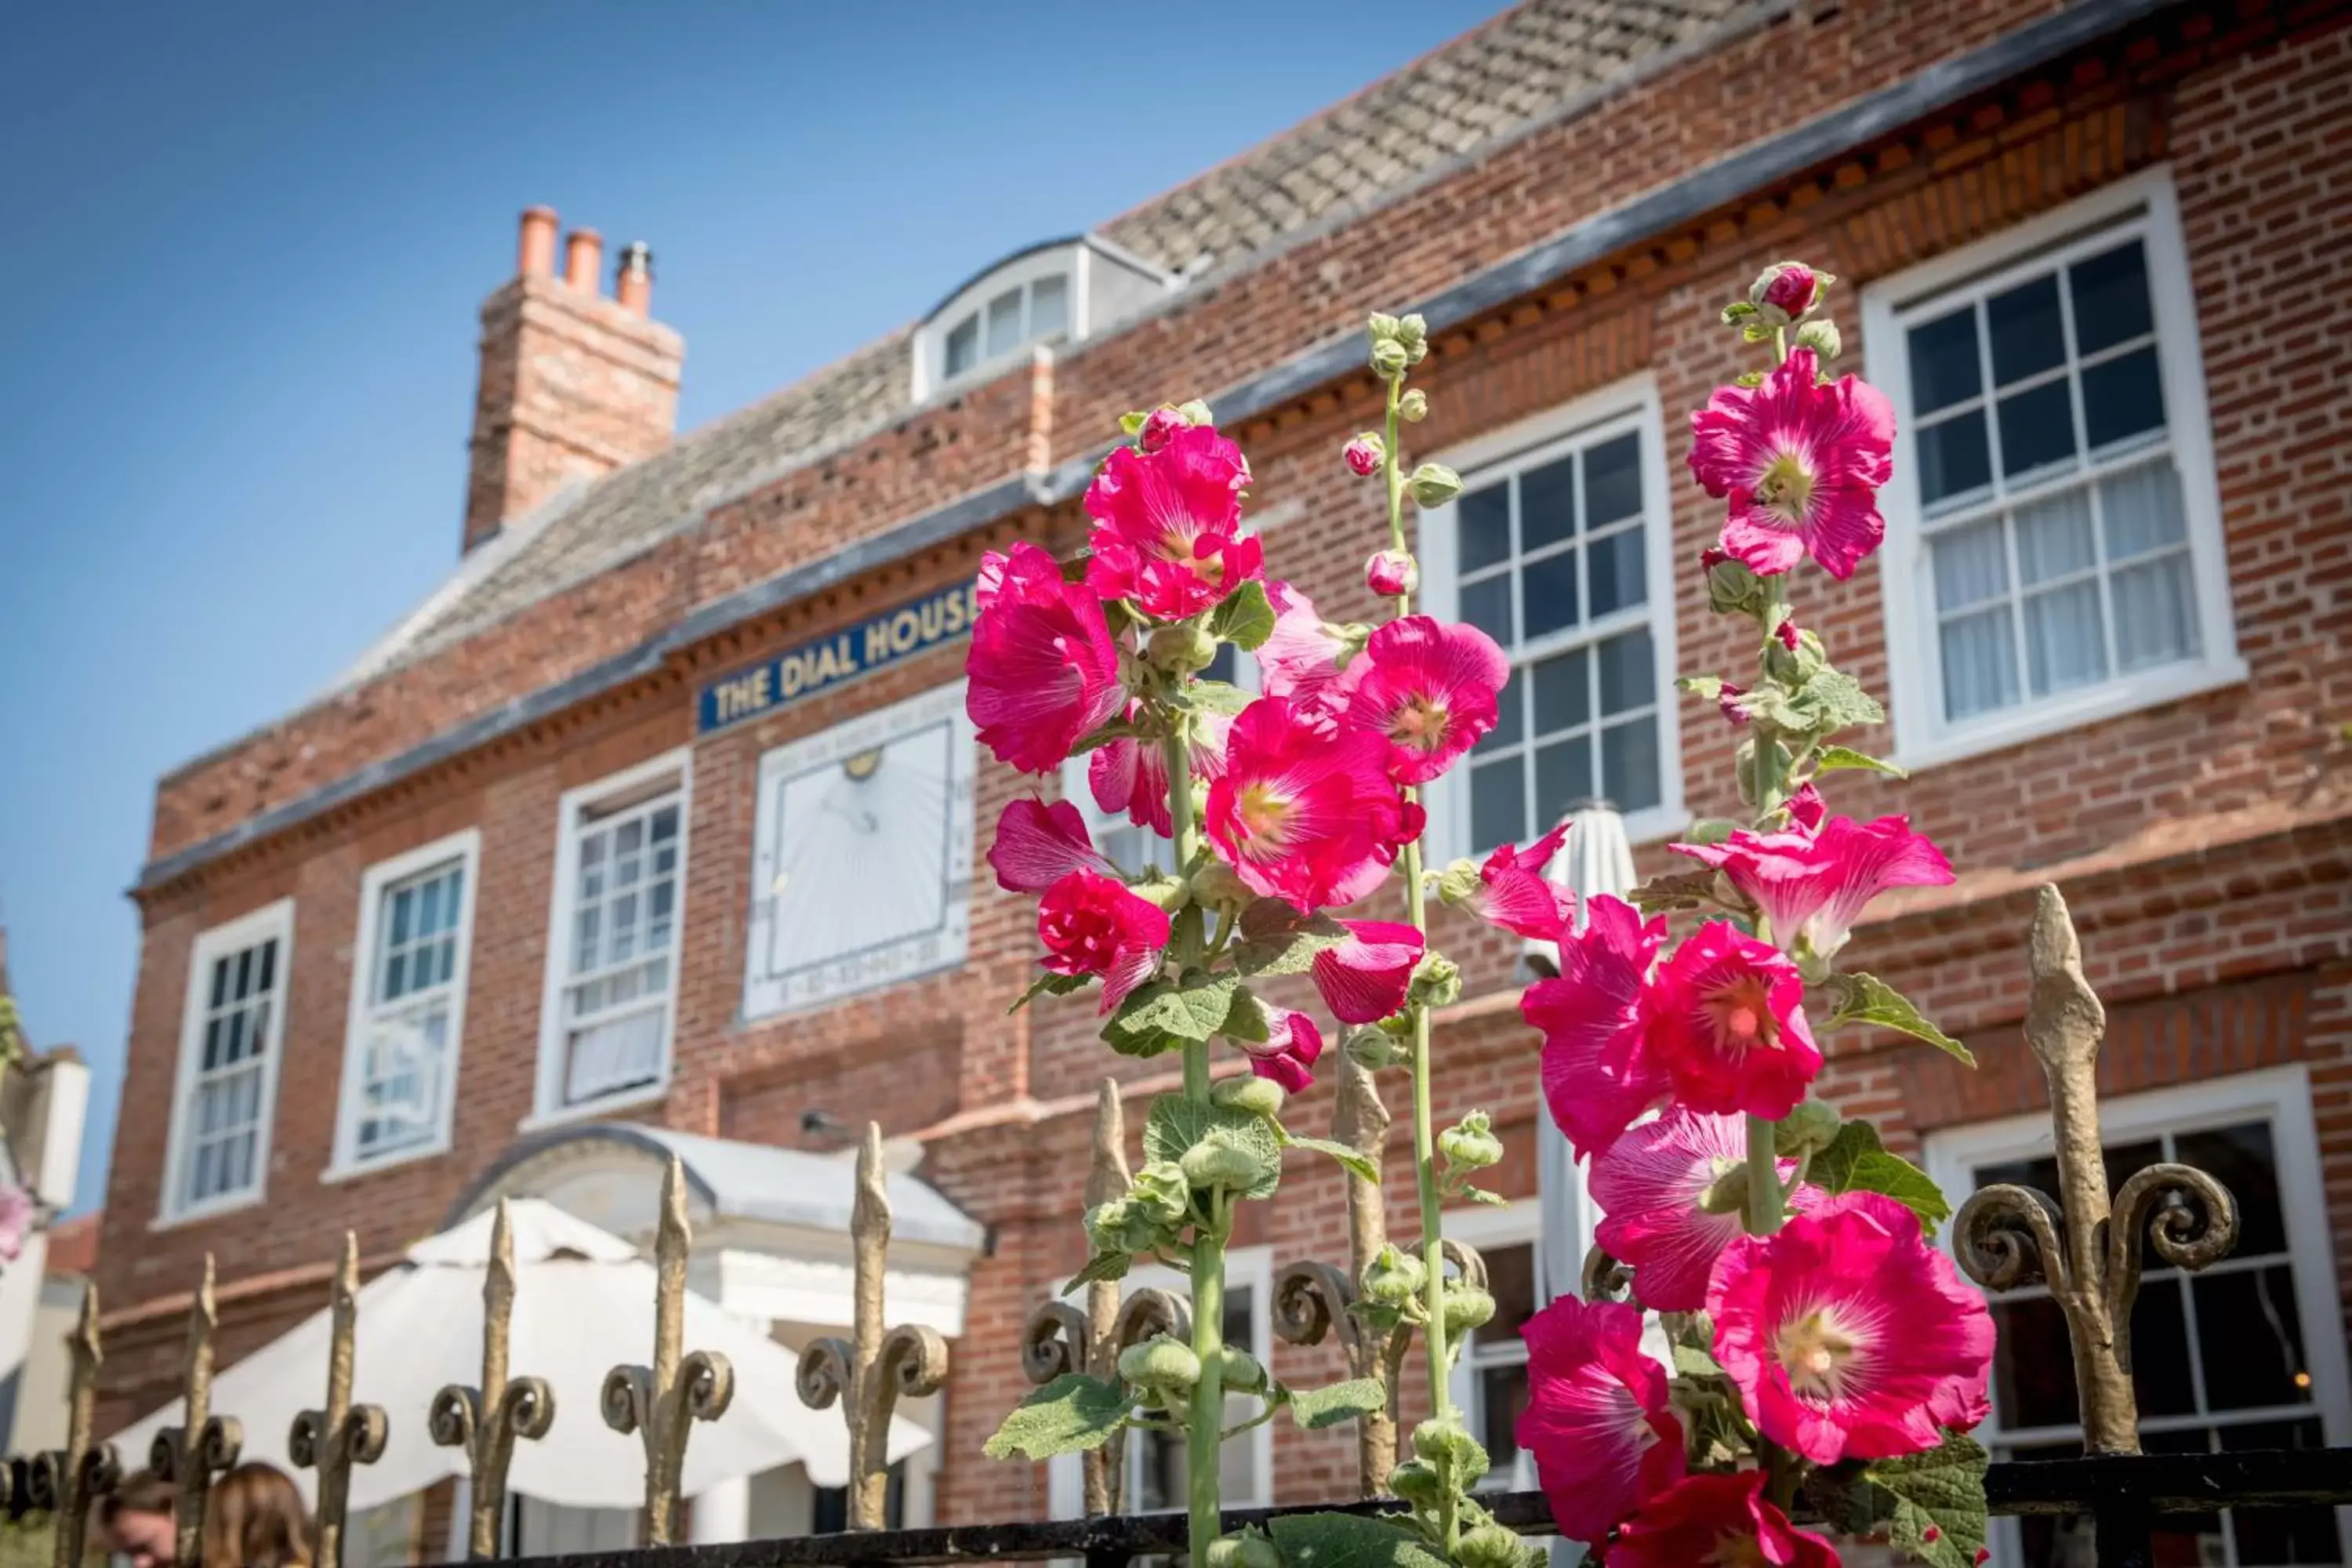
[99,1469,176,1524]
[199,1465,310,1568]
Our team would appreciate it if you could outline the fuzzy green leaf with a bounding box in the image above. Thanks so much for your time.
[1815,744,1907,779]
[1786,668,1886,734]
[1145,1095,1285,1200]
[1809,1121,1951,1238]
[1209,580,1277,652]
[1283,1134,1380,1185]
[1105,970,1242,1056]
[982,1373,1131,1461]
[1119,410,1151,435]
[1826,972,1973,1066]
[1676,673,1728,702]
[1267,1513,1448,1568]
[1671,1341,1726,1381]
[1010,972,1092,1014]
[1062,1249,1132,1295]
[1869,1430,1990,1568]
[1188,679,1254,717]
[1233,901,1352,978]
[1287,1377,1388,1430]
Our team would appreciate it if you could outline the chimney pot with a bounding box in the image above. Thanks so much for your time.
[563,228,604,292]
[517,206,559,278]
[615,242,655,315]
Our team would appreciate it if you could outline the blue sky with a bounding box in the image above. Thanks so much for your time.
[0,1,1497,1214]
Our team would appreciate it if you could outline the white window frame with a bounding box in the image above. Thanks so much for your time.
[1443,1199,1551,1495]
[915,247,1080,401]
[1926,1064,2352,1563]
[326,829,481,1177]
[157,897,296,1227]
[1417,374,1686,862]
[529,749,692,1127]
[1862,168,2245,771]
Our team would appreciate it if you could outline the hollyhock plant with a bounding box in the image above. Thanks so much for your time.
[1084,423,1261,619]
[967,542,1127,774]
[1344,615,1509,786]
[1689,347,1894,580]
[1237,1002,1324,1092]
[1515,1295,1685,1545]
[1255,581,1363,712]
[1450,821,1573,942]
[1646,921,1821,1120]
[1365,548,1417,598]
[1523,895,1672,1160]
[1709,1191,1994,1465]
[1091,706,1234,839]
[1310,920,1424,1024]
[1591,1109,1819,1313]
[989,798,1112,892]
[1204,695,1407,910]
[1674,811,1955,960]
[1610,1472,1841,1568]
[1037,869,1171,1014]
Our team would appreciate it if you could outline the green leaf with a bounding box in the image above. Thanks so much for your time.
[1145,1095,1286,1200]
[1283,1134,1379,1184]
[1062,1250,1132,1295]
[1721,300,1760,322]
[1869,1430,1989,1568]
[1267,1512,1448,1568]
[982,1373,1131,1461]
[1815,744,1907,779]
[1209,580,1276,651]
[1188,679,1254,717]
[1286,1377,1388,1430]
[1826,973,1973,1066]
[1009,972,1091,1014]
[1676,673,1728,702]
[1119,410,1151,435]
[1785,668,1886,735]
[1103,969,1241,1056]
[1232,901,1352,978]
[1671,1341,1726,1381]
[1809,1122,1952,1239]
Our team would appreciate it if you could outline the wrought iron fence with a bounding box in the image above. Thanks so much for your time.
[5,886,2349,1568]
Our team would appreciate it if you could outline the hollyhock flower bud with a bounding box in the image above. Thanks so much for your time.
[1718,682,1751,727]
[1438,1111,1503,1171]
[1310,920,1422,1024]
[1344,432,1385,477]
[1795,316,1842,360]
[1138,405,1189,453]
[1211,1075,1285,1119]
[1345,616,1507,786]
[1709,1191,1994,1464]
[1207,696,1406,910]
[1360,1244,1425,1307]
[1705,552,1765,617]
[1412,1417,1484,1473]
[1672,811,1954,960]
[1386,1461,1443,1507]
[989,798,1112,893]
[1515,1296,1686,1545]
[1365,548,1417,598]
[1130,1161,1190,1224]
[1370,338,1410,377]
[1775,617,1802,652]
[1646,921,1821,1120]
[1592,1109,1821,1313]
[1700,546,1731,572]
[1396,313,1428,354]
[1690,347,1894,580]
[1406,462,1463,506]
[1344,1025,1401,1071]
[1085,424,1261,619]
[1409,952,1461,1011]
[1146,619,1218,677]
[1610,1472,1837,1568]
[1120,1334,1203,1392]
[1398,387,1429,423]
[1219,1348,1268,1394]
[1038,869,1171,1015]
[1189,857,1253,911]
[967,543,1127,774]
[1748,260,1834,325]
[1457,1527,1526,1568]
[1525,895,1672,1161]
[1181,1129,1275,1192]
[1443,1287,1497,1336]
[1778,1098,1843,1154]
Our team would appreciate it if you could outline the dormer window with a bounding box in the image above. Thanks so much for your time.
[915,235,1170,400]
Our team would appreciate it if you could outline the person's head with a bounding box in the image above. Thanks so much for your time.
[200,1465,310,1568]
[98,1471,176,1568]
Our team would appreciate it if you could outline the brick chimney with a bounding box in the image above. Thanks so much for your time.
[461,207,684,553]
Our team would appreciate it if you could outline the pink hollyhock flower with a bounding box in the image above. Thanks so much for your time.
[1689,347,1894,580]
[1239,1004,1324,1091]
[1673,813,1954,961]
[1647,921,1821,1120]
[1717,682,1751,727]
[1709,1190,1994,1465]
[1344,615,1509,786]
[1343,433,1385,477]
[1205,697,1406,911]
[1774,617,1802,652]
[1611,1472,1840,1568]
[1138,405,1189,453]
[0,1184,32,1265]
[1254,582,1363,713]
[968,543,1127,774]
[1515,1295,1685,1546]
[989,798,1112,893]
[1787,782,1827,833]
[1310,920,1423,1024]
[1038,870,1171,1014]
[1592,1109,1820,1313]
[1089,708,1235,840]
[1461,822,1574,942]
[1753,261,1830,323]
[1699,545,1731,572]
[1084,424,1261,619]
[1523,895,1672,1160]
[1365,548,1417,598]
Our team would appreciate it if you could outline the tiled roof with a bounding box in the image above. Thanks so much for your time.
[367,0,1770,671]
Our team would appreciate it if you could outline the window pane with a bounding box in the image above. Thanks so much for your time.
[2111,554,2198,673]
[1586,524,1645,618]
[2100,461,2189,560]
[2081,347,2166,450]
[1479,668,1523,751]
[1991,1294,2078,1429]
[1940,606,2020,720]
[1484,1245,1541,1340]
[2069,240,2153,355]
[1933,517,2011,612]
[983,289,1022,358]
[2127,1275,2197,1419]
[1519,456,1577,552]
[1030,274,1069,339]
[1908,308,1982,413]
[944,314,979,377]
[1520,550,1579,641]
[2175,1123,2285,1255]
[1458,485,1512,572]
[1987,274,2065,385]
[1918,413,1992,507]
[1534,735,1592,826]
[1469,759,1524,855]
[2216,1418,2347,1564]
[2013,488,2096,586]
[1596,630,1653,717]
[2022,582,2105,695]
[1601,716,1661,812]
[2193,1264,2314,1412]
[1531,648,1589,736]
[1584,433,1641,526]
[1461,574,1514,646]
[390,887,414,946]
[1996,379,2078,480]
[1477,1364,1528,1477]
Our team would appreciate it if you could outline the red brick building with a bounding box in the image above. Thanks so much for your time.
[96,2,2352,1563]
